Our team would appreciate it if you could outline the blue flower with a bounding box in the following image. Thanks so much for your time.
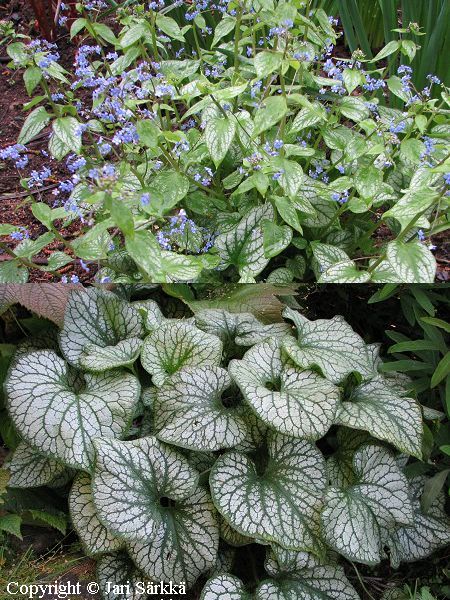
[140,193,151,206]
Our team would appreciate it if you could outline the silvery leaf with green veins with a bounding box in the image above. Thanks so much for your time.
[140,321,223,386]
[321,444,413,565]
[229,338,340,440]
[210,431,326,554]
[59,287,144,369]
[282,307,377,383]
[5,350,140,471]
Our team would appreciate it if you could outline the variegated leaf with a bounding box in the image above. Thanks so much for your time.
[141,321,222,386]
[336,377,423,458]
[154,366,249,451]
[69,473,122,556]
[92,437,199,543]
[386,476,450,567]
[321,445,413,565]
[5,442,66,488]
[282,307,377,383]
[229,339,339,440]
[210,431,326,553]
[6,351,140,471]
[59,288,143,368]
[80,338,143,372]
[128,486,219,587]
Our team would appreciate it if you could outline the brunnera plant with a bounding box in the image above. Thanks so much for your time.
[3,287,450,598]
[0,0,449,284]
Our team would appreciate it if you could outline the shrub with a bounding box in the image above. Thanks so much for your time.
[0,0,449,283]
[3,286,450,597]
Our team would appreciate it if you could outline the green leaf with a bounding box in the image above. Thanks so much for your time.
[253,96,287,137]
[338,97,369,122]
[6,350,140,471]
[210,431,326,552]
[23,66,42,95]
[273,196,303,233]
[400,139,425,164]
[282,307,377,384]
[229,338,339,440]
[421,317,450,334]
[215,205,273,278]
[254,51,283,78]
[322,445,413,565]
[421,470,450,514]
[6,442,66,488]
[120,23,146,48]
[373,40,400,61]
[155,14,185,41]
[386,240,436,283]
[27,510,67,534]
[263,221,292,259]
[52,117,82,154]
[205,116,236,167]
[136,119,159,148]
[431,352,450,387]
[290,105,326,132]
[154,366,249,451]
[0,514,22,539]
[93,437,219,586]
[125,230,164,281]
[31,202,67,230]
[69,473,122,556]
[59,287,144,368]
[211,16,235,47]
[18,106,50,145]
[148,170,189,213]
[336,377,423,458]
[342,68,362,94]
[271,158,305,200]
[141,321,223,386]
[387,476,450,567]
[0,261,29,283]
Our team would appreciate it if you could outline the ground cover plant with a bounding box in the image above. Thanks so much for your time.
[1,284,449,599]
[0,0,449,283]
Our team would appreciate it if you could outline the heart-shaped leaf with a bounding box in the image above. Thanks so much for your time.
[128,485,219,587]
[386,476,450,567]
[92,436,199,542]
[154,366,250,451]
[141,321,223,386]
[210,431,326,553]
[59,288,143,368]
[229,338,340,440]
[6,442,66,488]
[321,444,413,565]
[205,116,236,167]
[6,350,140,471]
[215,205,274,278]
[96,552,146,600]
[336,377,423,458]
[69,473,122,556]
[282,307,377,383]
[194,309,291,356]
[80,338,143,372]
[201,574,251,600]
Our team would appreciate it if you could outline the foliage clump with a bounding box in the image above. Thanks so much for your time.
[3,287,450,598]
